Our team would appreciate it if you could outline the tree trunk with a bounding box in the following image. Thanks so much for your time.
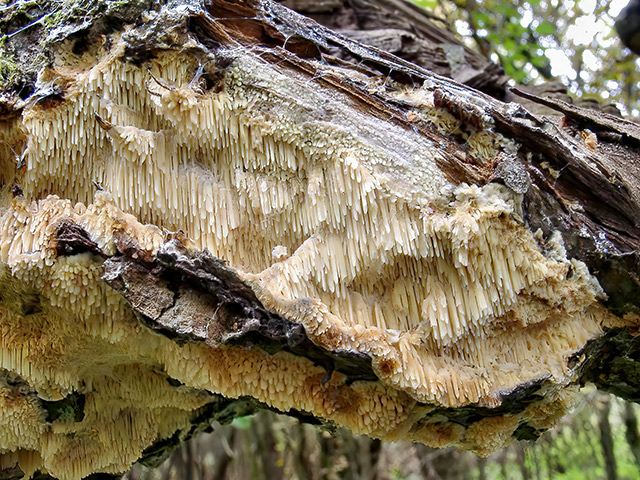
[0,0,639,479]
[515,443,530,480]
[624,402,640,465]
[598,396,618,480]
[477,456,487,480]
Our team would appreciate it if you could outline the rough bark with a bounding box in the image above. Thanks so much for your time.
[0,0,639,479]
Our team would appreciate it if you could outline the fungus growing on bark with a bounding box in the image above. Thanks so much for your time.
[0,0,638,478]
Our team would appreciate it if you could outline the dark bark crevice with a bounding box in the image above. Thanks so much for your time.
[102,237,378,384]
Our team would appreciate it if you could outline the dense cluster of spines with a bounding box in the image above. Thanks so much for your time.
[18,40,611,402]
[0,377,44,452]
[0,195,428,477]
[0,33,618,478]
[0,197,227,478]
[20,46,600,353]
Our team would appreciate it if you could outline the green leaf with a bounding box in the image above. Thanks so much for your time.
[536,22,556,36]
[509,21,527,36]
[495,3,518,17]
[471,11,491,26]
[503,62,516,76]
[530,54,548,68]
[408,0,438,8]
[504,38,517,52]
[511,69,528,83]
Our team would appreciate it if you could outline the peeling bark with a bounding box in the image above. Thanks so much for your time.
[102,237,377,383]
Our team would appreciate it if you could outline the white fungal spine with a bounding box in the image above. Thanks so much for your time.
[0,36,616,477]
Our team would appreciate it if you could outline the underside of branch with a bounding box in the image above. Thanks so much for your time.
[0,0,639,478]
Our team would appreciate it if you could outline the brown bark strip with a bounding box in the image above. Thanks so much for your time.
[55,221,106,258]
[511,87,640,147]
[103,237,378,383]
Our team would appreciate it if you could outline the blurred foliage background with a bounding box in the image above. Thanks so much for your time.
[123,390,639,479]
[122,1,639,478]
[410,0,639,116]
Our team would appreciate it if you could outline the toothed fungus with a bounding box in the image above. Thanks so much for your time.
[0,4,630,479]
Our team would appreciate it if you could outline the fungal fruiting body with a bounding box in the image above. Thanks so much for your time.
[0,20,623,480]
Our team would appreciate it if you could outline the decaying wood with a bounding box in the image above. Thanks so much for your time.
[278,0,510,95]
[0,0,639,478]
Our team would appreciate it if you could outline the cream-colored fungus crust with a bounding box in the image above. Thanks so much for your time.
[0,33,624,478]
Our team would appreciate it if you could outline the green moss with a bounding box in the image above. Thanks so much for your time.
[0,0,156,94]
[41,391,86,423]
[0,38,18,88]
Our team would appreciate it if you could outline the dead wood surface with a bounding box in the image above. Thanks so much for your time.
[191,0,640,313]
[0,0,640,477]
